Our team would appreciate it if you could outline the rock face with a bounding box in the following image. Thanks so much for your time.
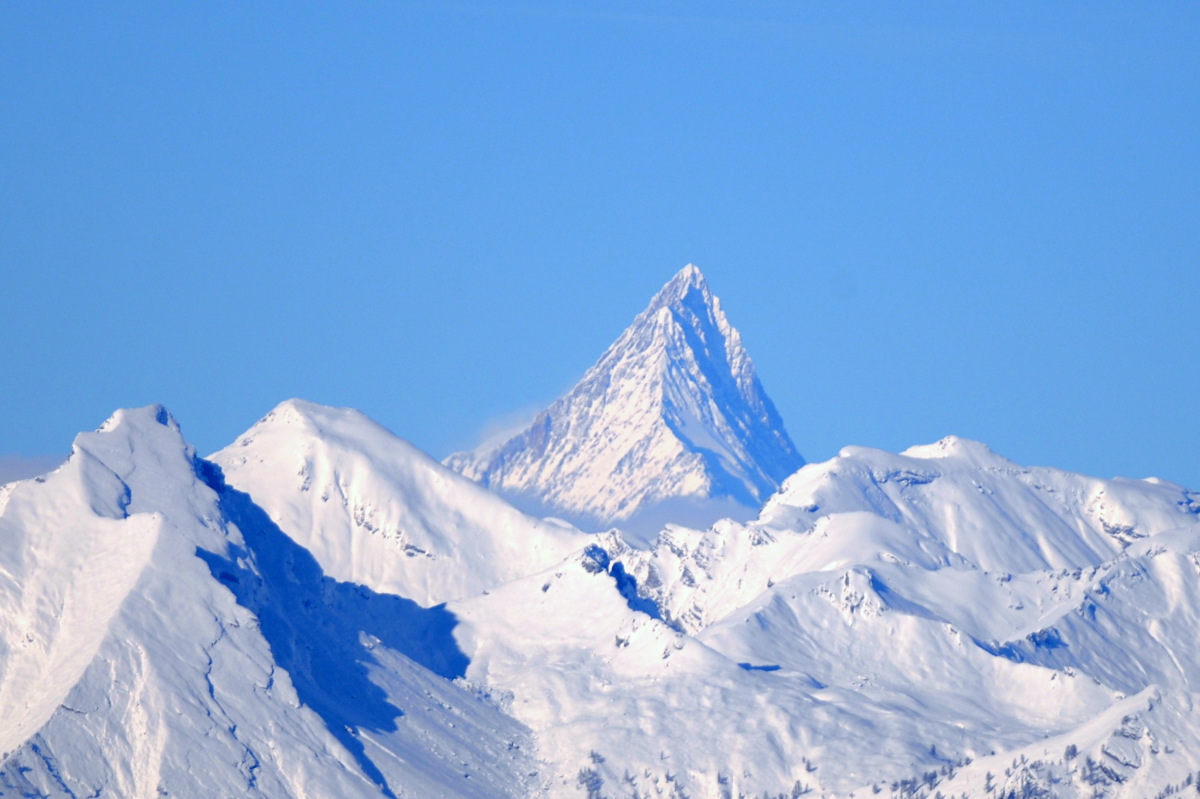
[444,264,804,530]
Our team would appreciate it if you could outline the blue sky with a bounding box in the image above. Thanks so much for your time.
[2,3,1197,489]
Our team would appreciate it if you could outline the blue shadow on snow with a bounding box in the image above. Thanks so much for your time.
[194,459,469,799]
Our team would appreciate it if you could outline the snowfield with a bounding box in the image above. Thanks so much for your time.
[3,269,1200,798]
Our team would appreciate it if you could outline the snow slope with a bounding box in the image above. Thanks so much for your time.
[444,265,804,532]
[0,406,537,798]
[211,399,587,606]
[605,437,1200,796]
[447,540,1120,798]
[630,436,1198,634]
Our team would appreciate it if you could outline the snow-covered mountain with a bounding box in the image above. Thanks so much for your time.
[451,438,1200,798]
[210,399,586,607]
[4,401,1200,797]
[0,406,539,798]
[444,264,804,532]
[209,402,1200,796]
[4,270,1200,798]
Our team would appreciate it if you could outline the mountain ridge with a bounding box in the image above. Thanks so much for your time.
[0,404,538,798]
[210,398,587,606]
[4,401,1200,797]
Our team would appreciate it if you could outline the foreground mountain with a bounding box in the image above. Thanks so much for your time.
[454,437,1200,798]
[0,406,539,798]
[217,402,1200,797]
[210,399,586,606]
[444,265,804,532]
[4,401,1200,798]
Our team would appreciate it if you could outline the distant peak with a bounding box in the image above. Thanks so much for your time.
[445,261,803,527]
[647,263,711,311]
[676,262,704,283]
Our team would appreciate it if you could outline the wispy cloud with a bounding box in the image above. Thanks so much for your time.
[466,405,544,455]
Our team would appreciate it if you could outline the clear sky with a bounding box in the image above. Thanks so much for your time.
[2,3,1197,490]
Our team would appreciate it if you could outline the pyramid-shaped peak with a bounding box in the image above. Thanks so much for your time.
[647,263,711,310]
[445,264,804,532]
[637,264,737,363]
